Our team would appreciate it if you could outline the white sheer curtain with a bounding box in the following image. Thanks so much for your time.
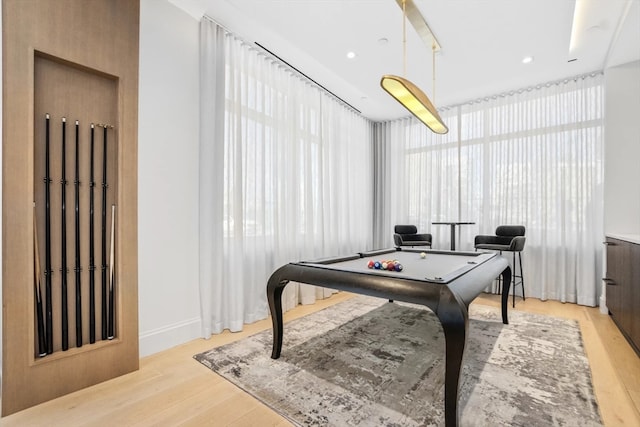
[376,74,604,306]
[199,18,374,336]
[373,112,461,249]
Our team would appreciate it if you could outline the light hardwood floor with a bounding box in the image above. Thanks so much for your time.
[2,292,639,426]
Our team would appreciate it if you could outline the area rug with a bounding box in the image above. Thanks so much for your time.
[194,296,602,426]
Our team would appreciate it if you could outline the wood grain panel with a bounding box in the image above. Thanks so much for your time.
[2,0,139,415]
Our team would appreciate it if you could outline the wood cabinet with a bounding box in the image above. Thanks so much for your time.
[605,237,640,355]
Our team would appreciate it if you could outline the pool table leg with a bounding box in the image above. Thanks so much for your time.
[437,295,468,427]
[267,277,289,359]
[438,264,511,426]
[500,266,512,324]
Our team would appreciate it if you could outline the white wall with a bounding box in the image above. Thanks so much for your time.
[603,60,640,236]
[600,5,640,312]
[138,0,201,357]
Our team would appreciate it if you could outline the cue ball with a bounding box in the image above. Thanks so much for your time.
[420,252,427,259]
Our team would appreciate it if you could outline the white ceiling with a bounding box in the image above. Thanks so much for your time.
[169,0,640,122]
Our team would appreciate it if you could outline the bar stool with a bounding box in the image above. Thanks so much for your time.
[474,225,526,307]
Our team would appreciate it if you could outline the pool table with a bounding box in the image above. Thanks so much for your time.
[266,248,511,427]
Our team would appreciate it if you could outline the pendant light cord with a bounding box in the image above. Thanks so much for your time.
[432,42,436,102]
[402,0,407,77]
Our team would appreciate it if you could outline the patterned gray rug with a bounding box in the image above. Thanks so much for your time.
[194,296,602,426]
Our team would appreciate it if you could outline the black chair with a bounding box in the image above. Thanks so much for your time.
[393,225,432,248]
[474,225,526,307]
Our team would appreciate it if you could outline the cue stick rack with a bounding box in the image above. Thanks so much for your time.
[32,52,120,357]
[33,112,118,357]
[2,0,140,416]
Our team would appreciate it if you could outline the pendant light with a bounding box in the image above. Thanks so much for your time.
[380,0,448,134]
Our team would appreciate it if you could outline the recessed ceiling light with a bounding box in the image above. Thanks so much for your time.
[346,51,356,59]
[522,56,534,64]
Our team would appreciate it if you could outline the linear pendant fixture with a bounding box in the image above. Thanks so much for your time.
[381,0,448,134]
[381,75,447,133]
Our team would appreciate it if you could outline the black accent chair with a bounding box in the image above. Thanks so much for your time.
[393,225,432,248]
[474,225,526,307]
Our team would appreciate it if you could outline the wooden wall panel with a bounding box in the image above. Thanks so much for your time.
[2,0,139,415]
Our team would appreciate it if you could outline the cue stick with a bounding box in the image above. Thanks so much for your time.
[89,124,96,343]
[101,124,109,340]
[44,113,54,354]
[33,204,47,357]
[108,204,115,339]
[74,120,83,347]
[61,117,69,351]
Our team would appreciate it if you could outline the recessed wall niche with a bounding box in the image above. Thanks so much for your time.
[33,53,119,354]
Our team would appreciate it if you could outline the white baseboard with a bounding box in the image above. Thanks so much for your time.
[139,317,201,357]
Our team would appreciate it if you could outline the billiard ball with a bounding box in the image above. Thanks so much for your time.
[395,263,403,271]
[374,261,381,269]
[420,252,427,259]
[367,260,374,268]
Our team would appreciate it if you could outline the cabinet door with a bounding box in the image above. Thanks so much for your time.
[606,238,628,330]
[620,240,633,337]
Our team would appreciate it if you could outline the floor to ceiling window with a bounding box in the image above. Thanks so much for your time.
[199,18,374,336]
[376,74,604,306]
